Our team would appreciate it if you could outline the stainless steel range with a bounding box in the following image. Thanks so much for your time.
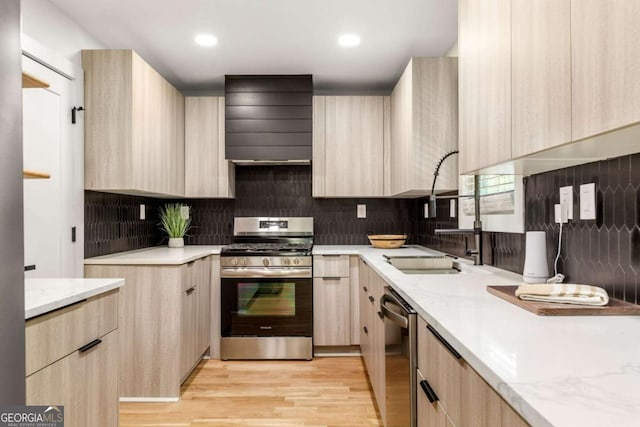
[220,217,313,360]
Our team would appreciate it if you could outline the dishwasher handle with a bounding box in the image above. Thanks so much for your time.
[380,293,409,329]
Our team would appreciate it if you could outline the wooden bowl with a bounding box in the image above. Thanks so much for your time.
[367,234,408,249]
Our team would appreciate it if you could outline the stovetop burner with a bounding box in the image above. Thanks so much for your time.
[221,242,313,256]
[222,217,314,257]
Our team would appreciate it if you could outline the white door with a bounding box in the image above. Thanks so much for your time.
[22,56,77,277]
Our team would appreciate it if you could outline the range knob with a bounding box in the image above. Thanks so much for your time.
[231,258,239,267]
[282,258,291,266]
[262,257,270,267]
[241,258,248,267]
[293,257,300,266]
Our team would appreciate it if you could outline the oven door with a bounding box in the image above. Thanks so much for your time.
[221,277,312,337]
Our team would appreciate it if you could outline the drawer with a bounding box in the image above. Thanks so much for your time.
[26,289,118,376]
[417,316,463,424]
[313,254,350,277]
[416,368,452,427]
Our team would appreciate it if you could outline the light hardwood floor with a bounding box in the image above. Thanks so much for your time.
[120,357,383,427]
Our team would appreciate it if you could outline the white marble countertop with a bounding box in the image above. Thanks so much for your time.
[315,245,640,427]
[25,278,125,319]
[84,245,224,265]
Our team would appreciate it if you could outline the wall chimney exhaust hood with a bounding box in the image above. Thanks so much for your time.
[225,75,312,163]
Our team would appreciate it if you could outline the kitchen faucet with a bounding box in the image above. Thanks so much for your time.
[429,151,483,265]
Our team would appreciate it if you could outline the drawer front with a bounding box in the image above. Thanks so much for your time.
[417,368,449,427]
[417,316,463,424]
[26,290,118,376]
[313,255,350,277]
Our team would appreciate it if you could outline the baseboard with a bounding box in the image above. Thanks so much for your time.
[313,345,362,357]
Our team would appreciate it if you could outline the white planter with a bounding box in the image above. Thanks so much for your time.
[168,237,184,248]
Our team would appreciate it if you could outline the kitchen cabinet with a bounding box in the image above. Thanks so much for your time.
[312,96,389,197]
[416,316,529,427]
[185,96,235,198]
[359,258,386,424]
[459,0,511,174]
[82,49,185,197]
[390,57,458,196]
[85,256,212,399]
[313,255,361,346]
[571,0,640,141]
[511,0,571,157]
[26,290,119,427]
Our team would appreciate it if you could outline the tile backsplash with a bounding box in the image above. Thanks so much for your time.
[85,154,640,303]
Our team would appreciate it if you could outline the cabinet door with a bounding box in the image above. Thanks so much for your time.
[460,363,502,427]
[349,256,360,345]
[195,257,212,359]
[27,330,118,427]
[511,0,571,157]
[416,369,449,427]
[313,277,351,345]
[358,259,372,371]
[185,97,234,198]
[324,96,384,197]
[459,0,511,173]
[181,262,198,377]
[571,0,640,140]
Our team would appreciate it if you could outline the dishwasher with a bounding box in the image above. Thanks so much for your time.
[380,286,417,427]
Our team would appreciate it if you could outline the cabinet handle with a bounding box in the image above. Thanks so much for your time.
[78,338,102,353]
[322,277,341,281]
[322,254,341,257]
[420,380,439,403]
[427,324,462,360]
[363,326,368,334]
[363,286,368,292]
[186,286,196,295]
[368,295,375,303]
[377,311,384,320]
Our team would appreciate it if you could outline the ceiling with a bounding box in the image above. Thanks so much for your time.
[49,0,457,93]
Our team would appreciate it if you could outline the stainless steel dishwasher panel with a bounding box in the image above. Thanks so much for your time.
[381,287,417,427]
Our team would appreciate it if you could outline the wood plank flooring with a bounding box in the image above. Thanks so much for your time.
[120,357,383,427]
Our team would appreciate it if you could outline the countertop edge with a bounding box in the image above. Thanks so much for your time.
[83,246,223,265]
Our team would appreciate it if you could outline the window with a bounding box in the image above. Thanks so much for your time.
[458,175,525,233]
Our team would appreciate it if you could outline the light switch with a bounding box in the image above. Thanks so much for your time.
[357,204,366,218]
[140,204,146,220]
[424,203,429,218]
[559,186,573,220]
[580,183,596,220]
[450,199,456,218]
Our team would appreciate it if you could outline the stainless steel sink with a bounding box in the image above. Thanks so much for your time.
[384,255,461,275]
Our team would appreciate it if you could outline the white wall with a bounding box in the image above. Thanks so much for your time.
[21,0,106,276]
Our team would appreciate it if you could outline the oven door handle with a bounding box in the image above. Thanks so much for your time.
[380,294,409,329]
[221,268,311,278]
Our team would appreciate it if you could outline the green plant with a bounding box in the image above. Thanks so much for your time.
[159,203,191,238]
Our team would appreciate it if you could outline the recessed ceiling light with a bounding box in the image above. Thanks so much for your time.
[338,34,361,47]
[195,34,218,47]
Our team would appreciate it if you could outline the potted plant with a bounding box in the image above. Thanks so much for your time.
[159,203,191,248]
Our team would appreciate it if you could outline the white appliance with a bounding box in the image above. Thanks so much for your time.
[523,231,549,283]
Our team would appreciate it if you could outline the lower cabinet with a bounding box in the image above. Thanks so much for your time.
[313,255,361,347]
[26,290,119,427]
[359,258,387,424]
[416,316,529,427]
[85,255,212,399]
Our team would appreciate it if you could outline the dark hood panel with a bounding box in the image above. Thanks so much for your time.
[225,75,312,161]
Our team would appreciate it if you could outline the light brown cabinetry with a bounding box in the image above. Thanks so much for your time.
[416,316,529,427]
[82,49,185,197]
[312,96,389,197]
[459,0,511,173]
[26,290,119,427]
[85,256,212,399]
[571,0,640,141]
[390,57,458,196]
[184,96,235,198]
[359,258,387,424]
[313,255,353,346]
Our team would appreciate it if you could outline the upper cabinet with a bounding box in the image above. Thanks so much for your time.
[571,0,640,141]
[390,57,458,196]
[184,97,235,198]
[459,0,512,174]
[83,50,185,197]
[313,96,388,197]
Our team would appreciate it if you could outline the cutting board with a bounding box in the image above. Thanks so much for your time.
[487,285,640,316]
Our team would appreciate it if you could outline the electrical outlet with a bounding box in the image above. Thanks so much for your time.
[140,204,146,220]
[450,199,456,217]
[357,204,366,218]
[559,186,573,220]
[424,203,429,218]
[580,183,596,220]
[180,205,190,220]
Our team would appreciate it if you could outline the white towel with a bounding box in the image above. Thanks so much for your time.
[515,283,609,306]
